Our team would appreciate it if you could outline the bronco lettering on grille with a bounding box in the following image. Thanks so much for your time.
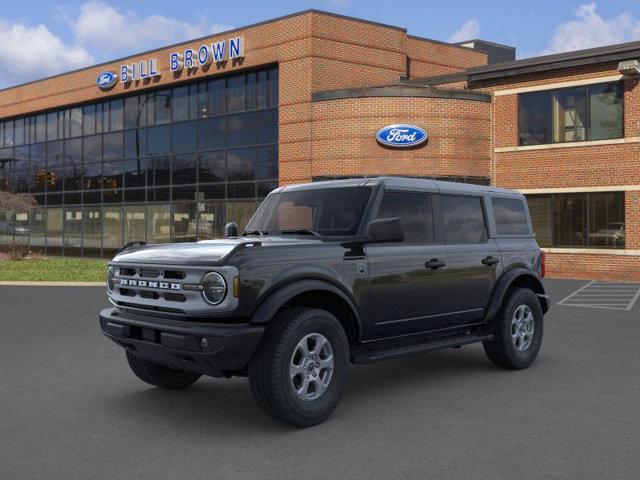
[119,279,181,290]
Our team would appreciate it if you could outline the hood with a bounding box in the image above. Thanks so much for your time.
[111,236,324,265]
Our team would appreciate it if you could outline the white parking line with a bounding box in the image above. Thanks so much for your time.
[557,281,640,311]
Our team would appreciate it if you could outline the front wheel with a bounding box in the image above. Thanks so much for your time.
[483,288,544,369]
[248,307,349,427]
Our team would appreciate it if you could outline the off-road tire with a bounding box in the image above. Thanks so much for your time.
[126,351,202,389]
[483,287,543,369]
[248,307,350,427]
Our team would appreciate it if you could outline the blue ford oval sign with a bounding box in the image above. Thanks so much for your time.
[376,124,428,148]
[96,71,118,90]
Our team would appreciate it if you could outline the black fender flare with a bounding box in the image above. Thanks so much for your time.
[248,279,363,339]
[485,267,547,321]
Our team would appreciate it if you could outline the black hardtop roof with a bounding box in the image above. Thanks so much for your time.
[277,177,521,196]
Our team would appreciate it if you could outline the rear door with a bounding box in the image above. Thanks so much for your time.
[366,190,450,337]
[440,194,502,326]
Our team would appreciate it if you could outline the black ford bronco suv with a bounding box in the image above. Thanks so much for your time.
[99,177,549,427]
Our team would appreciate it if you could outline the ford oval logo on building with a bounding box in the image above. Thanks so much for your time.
[376,124,428,148]
[96,71,118,90]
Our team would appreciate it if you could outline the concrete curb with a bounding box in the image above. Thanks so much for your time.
[0,281,104,286]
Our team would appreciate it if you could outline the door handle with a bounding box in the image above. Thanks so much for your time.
[425,259,446,270]
[482,256,500,266]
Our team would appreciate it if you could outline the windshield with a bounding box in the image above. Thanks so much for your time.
[245,187,373,237]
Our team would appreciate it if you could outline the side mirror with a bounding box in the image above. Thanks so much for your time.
[366,217,404,243]
[224,222,238,238]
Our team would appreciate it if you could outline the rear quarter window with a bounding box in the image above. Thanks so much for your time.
[492,197,530,235]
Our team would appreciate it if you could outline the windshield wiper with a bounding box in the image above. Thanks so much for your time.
[243,230,268,237]
[277,228,320,237]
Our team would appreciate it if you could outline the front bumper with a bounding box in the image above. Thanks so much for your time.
[99,308,264,377]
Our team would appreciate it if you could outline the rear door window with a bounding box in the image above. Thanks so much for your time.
[376,191,434,243]
[492,197,530,235]
[441,195,488,244]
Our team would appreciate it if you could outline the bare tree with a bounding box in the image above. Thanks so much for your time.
[0,191,37,214]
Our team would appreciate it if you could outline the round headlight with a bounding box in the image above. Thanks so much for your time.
[201,272,227,305]
[107,266,116,293]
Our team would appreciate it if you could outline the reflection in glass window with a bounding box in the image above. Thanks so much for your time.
[103,206,123,252]
[103,132,123,160]
[227,112,256,147]
[83,105,96,135]
[35,115,46,143]
[198,201,224,240]
[123,158,147,188]
[172,120,197,153]
[492,197,530,235]
[83,206,102,255]
[527,195,553,247]
[110,99,124,131]
[172,154,197,185]
[172,202,197,242]
[172,86,189,122]
[124,205,145,243]
[257,146,278,180]
[441,195,487,244]
[226,75,245,113]
[519,82,623,145]
[198,116,225,150]
[154,91,171,124]
[226,201,256,232]
[147,125,171,155]
[46,207,63,255]
[526,192,625,249]
[146,204,170,243]
[29,208,46,249]
[258,109,277,144]
[102,160,122,190]
[124,96,139,129]
[83,135,102,163]
[228,148,256,181]
[63,207,82,254]
[207,79,225,116]
[70,108,83,138]
[376,191,434,243]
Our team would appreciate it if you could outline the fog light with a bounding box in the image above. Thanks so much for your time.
[201,272,227,305]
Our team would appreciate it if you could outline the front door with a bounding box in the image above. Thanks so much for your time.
[366,190,450,338]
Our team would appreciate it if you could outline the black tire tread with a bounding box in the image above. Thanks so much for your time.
[483,287,543,370]
[248,307,348,427]
[126,351,202,389]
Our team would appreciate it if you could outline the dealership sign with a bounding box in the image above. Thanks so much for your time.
[96,71,118,90]
[376,124,428,148]
[98,36,246,90]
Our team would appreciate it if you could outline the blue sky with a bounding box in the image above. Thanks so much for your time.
[2,1,640,88]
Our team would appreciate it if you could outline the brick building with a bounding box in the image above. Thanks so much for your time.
[0,10,638,280]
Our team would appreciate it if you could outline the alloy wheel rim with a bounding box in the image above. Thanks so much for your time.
[289,333,334,401]
[511,304,534,352]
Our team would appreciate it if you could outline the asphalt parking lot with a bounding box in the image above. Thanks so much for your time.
[1,279,639,480]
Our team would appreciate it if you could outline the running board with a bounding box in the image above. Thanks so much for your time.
[351,333,493,365]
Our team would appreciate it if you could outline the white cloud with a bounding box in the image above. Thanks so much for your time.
[71,1,232,55]
[448,18,481,43]
[0,20,93,88]
[0,1,234,88]
[542,3,640,54]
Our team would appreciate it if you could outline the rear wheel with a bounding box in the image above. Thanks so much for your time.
[126,351,202,389]
[483,288,543,369]
[248,307,349,427]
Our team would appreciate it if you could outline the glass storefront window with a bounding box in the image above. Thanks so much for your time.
[146,204,170,243]
[46,207,63,255]
[526,192,625,249]
[124,205,145,244]
[519,82,623,145]
[63,207,83,254]
[29,208,46,250]
[0,66,278,257]
[83,206,102,256]
[226,200,256,233]
[197,201,224,240]
[172,202,197,243]
[103,206,123,253]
